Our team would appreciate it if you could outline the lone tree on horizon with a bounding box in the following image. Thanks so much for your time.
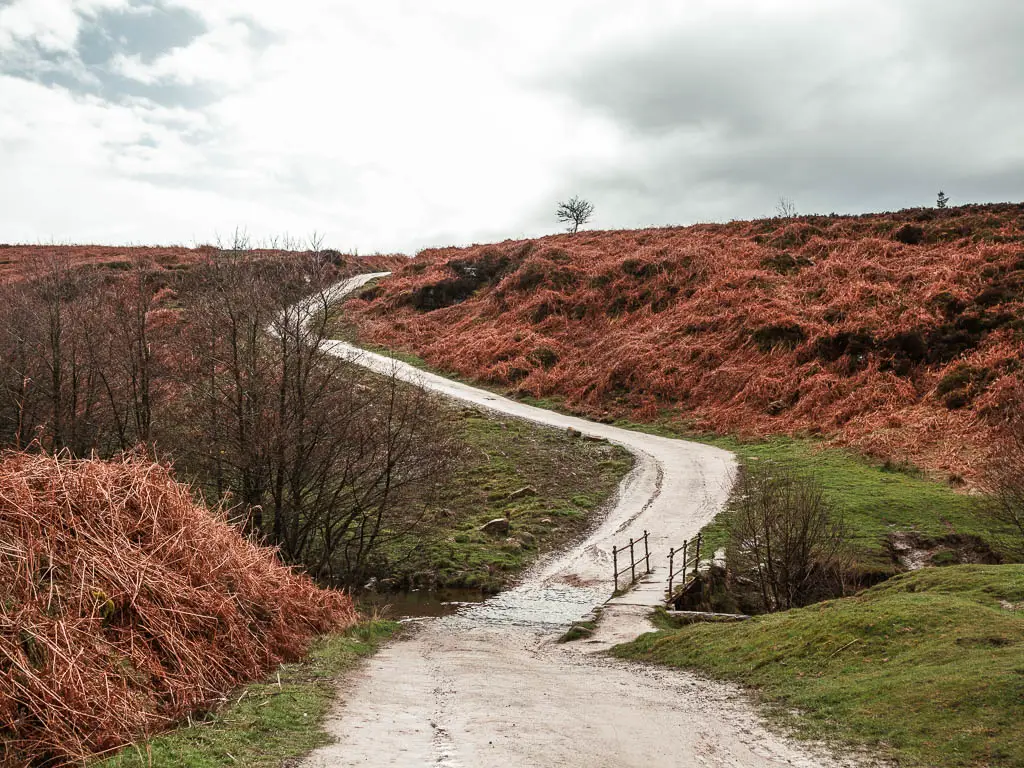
[556,196,594,234]
[936,190,949,209]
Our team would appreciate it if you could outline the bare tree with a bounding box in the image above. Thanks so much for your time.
[556,196,595,234]
[0,243,461,587]
[775,196,798,218]
[726,463,850,612]
[172,247,460,583]
[4,253,106,454]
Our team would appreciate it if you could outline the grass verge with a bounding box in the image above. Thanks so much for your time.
[608,419,1007,574]
[691,434,998,576]
[614,565,1024,768]
[558,608,603,643]
[95,621,399,768]
[385,408,633,591]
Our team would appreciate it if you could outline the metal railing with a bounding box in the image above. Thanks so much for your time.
[666,532,702,602]
[612,530,652,593]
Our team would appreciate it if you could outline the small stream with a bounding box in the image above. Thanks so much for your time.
[356,582,603,630]
[356,588,488,619]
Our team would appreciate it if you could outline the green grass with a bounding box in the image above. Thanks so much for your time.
[607,420,1002,574]
[95,621,399,768]
[696,435,997,575]
[558,608,603,643]
[385,409,633,591]
[558,620,598,642]
[614,565,1024,768]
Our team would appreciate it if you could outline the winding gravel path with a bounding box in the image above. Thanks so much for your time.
[301,273,862,768]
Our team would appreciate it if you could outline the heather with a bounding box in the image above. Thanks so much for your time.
[347,203,1024,477]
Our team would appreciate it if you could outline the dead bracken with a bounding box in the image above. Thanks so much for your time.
[346,203,1024,478]
[0,452,356,767]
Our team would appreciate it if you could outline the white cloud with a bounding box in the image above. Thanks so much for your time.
[110,19,260,87]
[0,0,128,51]
[1,1,1022,251]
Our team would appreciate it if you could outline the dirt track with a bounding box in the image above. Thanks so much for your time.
[302,274,862,768]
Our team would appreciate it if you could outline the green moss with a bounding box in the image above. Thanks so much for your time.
[613,566,1024,768]
[95,621,399,768]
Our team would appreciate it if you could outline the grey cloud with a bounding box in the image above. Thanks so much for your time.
[0,1,216,107]
[542,2,1024,224]
[0,2,288,111]
[77,2,207,67]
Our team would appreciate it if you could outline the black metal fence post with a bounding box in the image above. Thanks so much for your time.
[643,530,651,574]
[613,545,619,592]
[667,547,674,600]
[629,538,636,583]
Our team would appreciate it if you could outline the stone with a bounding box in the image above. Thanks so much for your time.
[566,427,581,439]
[518,532,537,549]
[480,518,510,535]
[506,485,538,501]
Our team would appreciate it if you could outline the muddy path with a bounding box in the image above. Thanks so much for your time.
[302,274,862,768]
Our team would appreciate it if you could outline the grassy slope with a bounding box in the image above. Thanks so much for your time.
[330,297,634,591]
[96,622,399,768]
[387,408,633,591]
[614,566,1024,768]
[611,423,1000,573]
[702,436,997,573]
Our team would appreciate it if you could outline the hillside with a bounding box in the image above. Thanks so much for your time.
[0,244,403,283]
[345,203,1024,477]
[613,565,1024,768]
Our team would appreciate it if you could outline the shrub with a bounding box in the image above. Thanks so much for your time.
[986,392,1024,557]
[935,364,996,409]
[725,463,851,612]
[893,224,925,245]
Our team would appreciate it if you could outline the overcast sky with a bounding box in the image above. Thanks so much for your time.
[2,1,1023,253]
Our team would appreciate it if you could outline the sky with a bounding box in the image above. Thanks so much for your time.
[1,1,1023,254]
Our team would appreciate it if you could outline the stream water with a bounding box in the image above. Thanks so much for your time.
[355,588,488,620]
[356,582,603,629]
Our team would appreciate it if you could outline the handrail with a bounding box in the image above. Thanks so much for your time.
[612,530,652,592]
[666,532,702,602]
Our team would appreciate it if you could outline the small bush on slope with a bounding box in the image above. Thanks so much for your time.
[346,203,1024,478]
[614,565,1024,768]
[0,452,356,767]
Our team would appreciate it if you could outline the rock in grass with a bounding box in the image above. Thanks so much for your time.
[506,485,538,501]
[480,518,510,535]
